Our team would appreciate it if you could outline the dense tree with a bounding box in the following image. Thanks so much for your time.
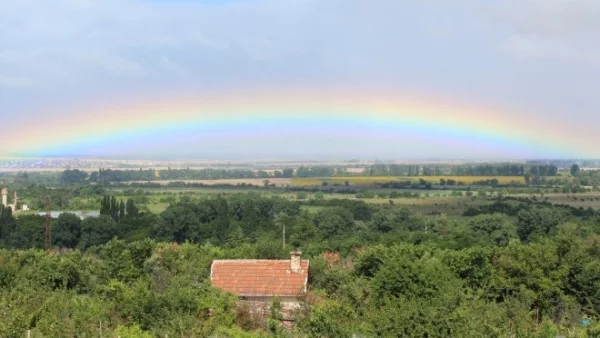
[0,206,17,245]
[125,198,139,219]
[369,207,412,233]
[0,189,599,337]
[59,169,88,185]
[238,198,258,236]
[154,205,200,243]
[517,207,566,241]
[92,167,303,183]
[110,196,119,221]
[529,164,559,176]
[9,215,45,248]
[289,212,319,248]
[79,215,118,249]
[53,213,82,248]
[1,187,600,336]
[100,195,110,215]
[571,164,581,176]
[468,213,517,246]
[212,197,231,243]
[313,207,354,238]
[119,200,125,222]
[371,211,395,232]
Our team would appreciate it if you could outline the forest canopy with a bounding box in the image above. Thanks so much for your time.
[1,191,599,337]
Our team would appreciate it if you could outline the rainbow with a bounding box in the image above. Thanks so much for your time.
[4,88,592,159]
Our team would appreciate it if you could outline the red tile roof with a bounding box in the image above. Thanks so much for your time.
[210,259,309,297]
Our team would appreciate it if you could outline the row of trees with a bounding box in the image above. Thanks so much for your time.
[99,196,139,222]
[0,196,149,249]
[92,167,333,182]
[363,163,563,177]
[84,168,297,183]
[19,164,580,189]
[365,163,432,176]
[1,191,598,253]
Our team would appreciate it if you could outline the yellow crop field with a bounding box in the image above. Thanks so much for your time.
[291,176,525,187]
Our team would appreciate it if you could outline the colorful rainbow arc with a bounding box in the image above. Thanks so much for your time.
[3,90,589,159]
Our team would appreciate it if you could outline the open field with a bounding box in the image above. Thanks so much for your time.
[538,193,600,208]
[7,169,599,217]
[291,176,526,187]
[10,183,600,218]
[120,175,525,188]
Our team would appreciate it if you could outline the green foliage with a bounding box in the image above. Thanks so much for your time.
[0,190,599,336]
[290,212,319,248]
[0,205,17,246]
[8,214,45,248]
[300,300,359,337]
[313,207,354,238]
[518,207,567,241]
[468,213,517,247]
[54,212,82,248]
[370,207,412,233]
[79,215,119,249]
[115,324,153,338]
[154,204,201,243]
[59,169,88,185]
[369,249,463,302]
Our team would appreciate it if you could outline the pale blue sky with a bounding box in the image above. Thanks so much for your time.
[1,0,599,159]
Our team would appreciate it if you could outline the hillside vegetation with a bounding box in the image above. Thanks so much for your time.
[1,190,600,337]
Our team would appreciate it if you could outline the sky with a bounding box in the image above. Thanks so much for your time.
[0,0,599,160]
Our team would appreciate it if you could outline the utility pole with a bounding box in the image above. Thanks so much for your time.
[275,212,288,249]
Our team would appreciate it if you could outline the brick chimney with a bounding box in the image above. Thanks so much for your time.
[290,251,302,273]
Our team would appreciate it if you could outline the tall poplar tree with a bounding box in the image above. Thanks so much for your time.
[110,196,118,221]
[119,200,125,222]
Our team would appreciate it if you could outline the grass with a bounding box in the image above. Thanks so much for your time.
[145,201,170,214]
[300,206,329,214]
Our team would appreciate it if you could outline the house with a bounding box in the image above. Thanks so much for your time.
[210,251,309,321]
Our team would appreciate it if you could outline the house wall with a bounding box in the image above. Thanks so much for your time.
[238,296,303,322]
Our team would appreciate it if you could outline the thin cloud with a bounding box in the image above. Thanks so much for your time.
[494,0,600,65]
[0,75,38,89]
[0,0,599,158]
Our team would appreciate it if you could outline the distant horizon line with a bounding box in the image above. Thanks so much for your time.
[0,156,594,163]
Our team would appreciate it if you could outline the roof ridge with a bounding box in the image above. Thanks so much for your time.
[211,258,310,297]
